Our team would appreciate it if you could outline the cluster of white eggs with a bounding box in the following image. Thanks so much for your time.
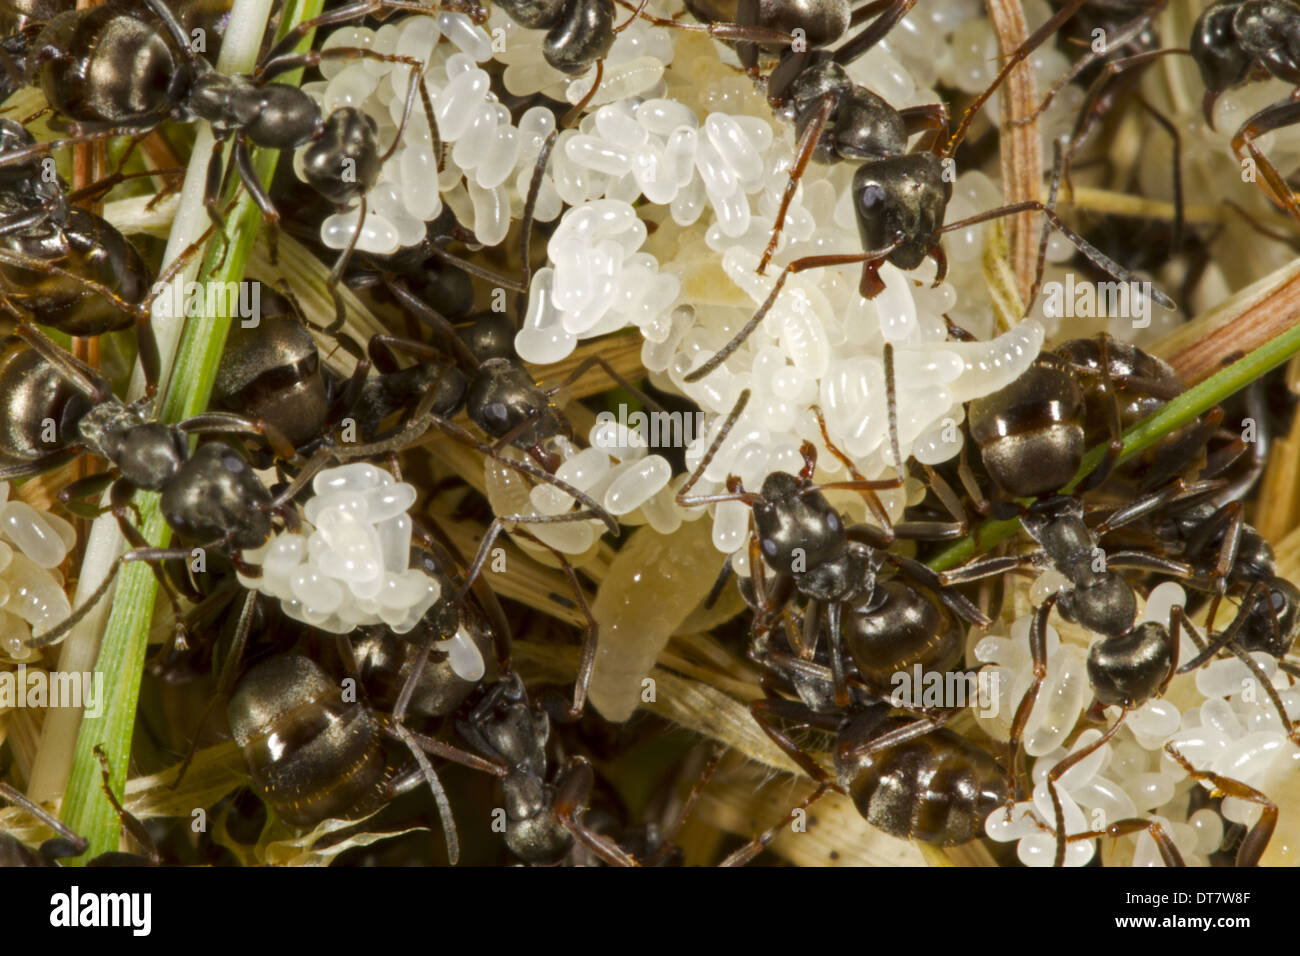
[238,464,445,637]
[301,12,561,254]
[484,427,677,558]
[980,580,1300,866]
[0,483,75,660]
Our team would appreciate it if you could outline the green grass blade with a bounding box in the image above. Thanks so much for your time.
[58,0,326,862]
[927,321,1300,573]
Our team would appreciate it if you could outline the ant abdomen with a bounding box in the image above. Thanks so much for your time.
[835,711,1010,846]
[159,442,274,549]
[228,654,392,828]
[0,207,150,335]
[841,580,963,689]
[214,311,333,452]
[33,5,188,125]
[0,335,90,471]
[968,358,1086,499]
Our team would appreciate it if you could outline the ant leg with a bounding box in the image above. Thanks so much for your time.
[0,248,146,322]
[757,91,836,275]
[387,719,461,864]
[1054,817,1185,866]
[1232,98,1300,225]
[231,136,280,266]
[644,741,725,865]
[944,0,1090,153]
[323,195,367,333]
[24,544,200,649]
[458,509,602,600]
[1176,593,1297,740]
[0,446,84,485]
[938,552,1041,586]
[1093,477,1222,535]
[15,310,118,395]
[330,411,620,536]
[1012,6,1166,125]
[882,551,992,628]
[957,442,991,517]
[513,129,559,326]
[546,354,665,413]
[0,782,88,861]
[107,480,194,640]
[90,746,161,865]
[684,245,900,383]
[261,0,443,61]
[382,718,510,778]
[177,411,296,461]
[1073,335,1126,492]
[57,471,119,521]
[1044,708,1127,867]
[561,61,603,128]
[380,280,481,369]
[1165,744,1277,866]
[720,781,834,866]
[1007,594,1058,798]
[899,102,949,156]
[837,711,956,766]
[819,601,850,708]
[833,0,918,67]
[734,0,760,73]
[1202,501,1245,633]
[553,756,640,866]
[748,698,839,781]
[515,530,599,720]
[675,389,762,508]
[808,404,900,536]
[170,589,258,791]
[1136,94,1184,254]
[940,198,1175,310]
[202,132,236,268]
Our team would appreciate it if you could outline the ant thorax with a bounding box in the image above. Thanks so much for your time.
[72,399,150,463]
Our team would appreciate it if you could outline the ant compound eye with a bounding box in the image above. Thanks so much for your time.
[858,181,887,214]
[483,402,512,430]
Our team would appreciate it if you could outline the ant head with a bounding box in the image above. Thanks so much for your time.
[752,475,848,588]
[851,153,950,271]
[1190,1,1257,113]
[1086,619,1173,708]
[542,0,615,75]
[301,107,380,205]
[465,357,562,448]
[1241,579,1300,658]
[160,440,274,550]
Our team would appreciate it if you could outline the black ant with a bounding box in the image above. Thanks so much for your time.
[456,671,726,865]
[680,0,1169,384]
[0,0,446,321]
[727,634,1011,856]
[677,379,990,709]
[227,642,506,864]
[1191,0,1300,224]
